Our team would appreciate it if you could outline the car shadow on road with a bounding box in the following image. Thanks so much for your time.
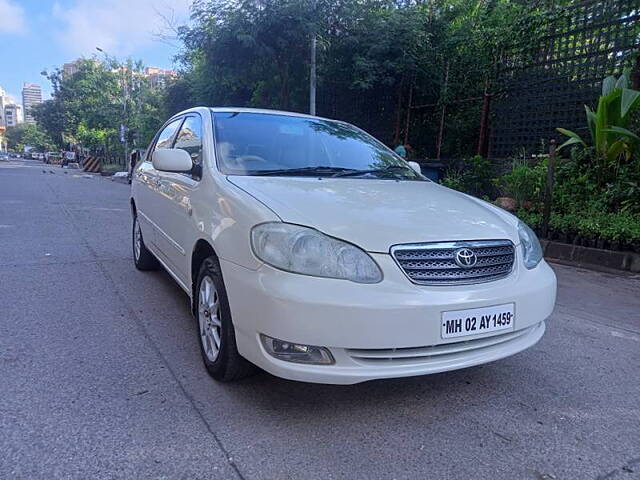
[147,263,538,421]
[222,361,516,420]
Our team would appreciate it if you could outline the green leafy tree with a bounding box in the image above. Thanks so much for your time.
[5,124,56,152]
[30,99,65,147]
[175,0,569,155]
[34,57,170,157]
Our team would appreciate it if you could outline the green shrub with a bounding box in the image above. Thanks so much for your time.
[441,168,465,192]
[446,145,640,249]
[464,155,496,198]
[517,210,640,248]
[497,160,546,207]
[552,147,640,215]
[440,155,495,198]
[516,209,542,229]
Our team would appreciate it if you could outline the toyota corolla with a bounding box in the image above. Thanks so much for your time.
[130,107,557,384]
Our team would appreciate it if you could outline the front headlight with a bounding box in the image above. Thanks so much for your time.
[251,222,383,283]
[518,221,543,269]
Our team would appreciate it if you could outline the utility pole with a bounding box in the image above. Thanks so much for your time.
[309,0,318,116]
[436,62,450,161]
[310,34,317,116]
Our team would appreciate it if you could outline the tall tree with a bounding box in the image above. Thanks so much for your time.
[34,57,169,156]
[5,124,56,152]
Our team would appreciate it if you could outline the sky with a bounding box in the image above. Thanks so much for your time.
[0,0,192,104]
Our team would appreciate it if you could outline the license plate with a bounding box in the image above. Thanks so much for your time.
[441,303,515,339]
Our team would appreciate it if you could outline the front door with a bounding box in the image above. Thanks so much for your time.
[136,117,183,253]
[153,114,204,284]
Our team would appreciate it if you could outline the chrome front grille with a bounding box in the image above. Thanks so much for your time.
[391,240,515,285]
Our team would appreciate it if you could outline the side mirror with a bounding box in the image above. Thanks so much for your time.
[407,161,421,175]
[152,148,193,172]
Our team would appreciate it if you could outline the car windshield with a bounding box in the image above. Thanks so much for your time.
[212,111,423,180]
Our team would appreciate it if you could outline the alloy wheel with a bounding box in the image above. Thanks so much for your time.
[133,218,142,261]
[198,276,222,362]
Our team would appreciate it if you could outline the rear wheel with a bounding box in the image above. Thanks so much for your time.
[132,215,158,270]
[195,256,256,381]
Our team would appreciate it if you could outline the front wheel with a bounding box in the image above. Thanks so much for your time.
[195,256,256,381]
[132,215,158,271]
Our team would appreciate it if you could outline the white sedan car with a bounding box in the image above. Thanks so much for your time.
[130,107,557,384]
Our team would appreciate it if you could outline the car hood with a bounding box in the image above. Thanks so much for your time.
[228,176,520,253]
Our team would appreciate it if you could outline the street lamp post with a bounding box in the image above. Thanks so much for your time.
[309,0,317,116]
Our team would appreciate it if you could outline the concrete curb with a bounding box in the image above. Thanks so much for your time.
[542,239,640,273]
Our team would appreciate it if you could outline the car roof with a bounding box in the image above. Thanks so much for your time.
[210,107,328,120]
[170,106,339,124]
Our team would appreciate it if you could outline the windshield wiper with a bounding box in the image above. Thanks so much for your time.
[249,166,360,177]
[331,164,413,178]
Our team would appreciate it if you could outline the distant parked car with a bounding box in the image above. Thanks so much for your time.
[45,152,62,165]
[130,107,557,385]
[0,152,9,161]
[62,151,76,166]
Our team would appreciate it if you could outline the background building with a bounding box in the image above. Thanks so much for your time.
[0,86,24,151]
[144,67,175,89]
[22,82,42,124]
[0,86,7,128]
[4,104,24,127]
[63,60,81,78]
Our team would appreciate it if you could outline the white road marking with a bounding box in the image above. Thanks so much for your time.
[69,207,126,212]
[611,330,640,342]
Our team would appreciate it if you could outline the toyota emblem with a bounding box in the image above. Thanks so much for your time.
[454,248,477,268]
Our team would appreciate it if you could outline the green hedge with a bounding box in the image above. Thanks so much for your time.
[517,210,640,250]
[441,149,640,251]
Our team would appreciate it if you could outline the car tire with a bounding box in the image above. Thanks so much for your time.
[132,215,158,271]
[195,256,256,382]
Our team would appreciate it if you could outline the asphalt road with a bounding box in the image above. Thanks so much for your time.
[1,157,639,480]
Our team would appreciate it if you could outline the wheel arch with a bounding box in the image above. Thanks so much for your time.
[191,239,219,314]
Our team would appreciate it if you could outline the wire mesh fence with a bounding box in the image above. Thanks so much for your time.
[490,0,640,159]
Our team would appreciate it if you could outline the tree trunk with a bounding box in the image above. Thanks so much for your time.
[277,57,290,110]
[393,77,405,146]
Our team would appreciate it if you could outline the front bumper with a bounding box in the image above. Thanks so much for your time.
[222,252,557,384]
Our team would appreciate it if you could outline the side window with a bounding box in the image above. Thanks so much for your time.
[153,118,183,154]
[173,115,203,179]
[174,116,202,165]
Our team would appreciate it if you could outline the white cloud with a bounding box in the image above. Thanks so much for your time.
[52,0,191,58]
[0,0,27,34]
